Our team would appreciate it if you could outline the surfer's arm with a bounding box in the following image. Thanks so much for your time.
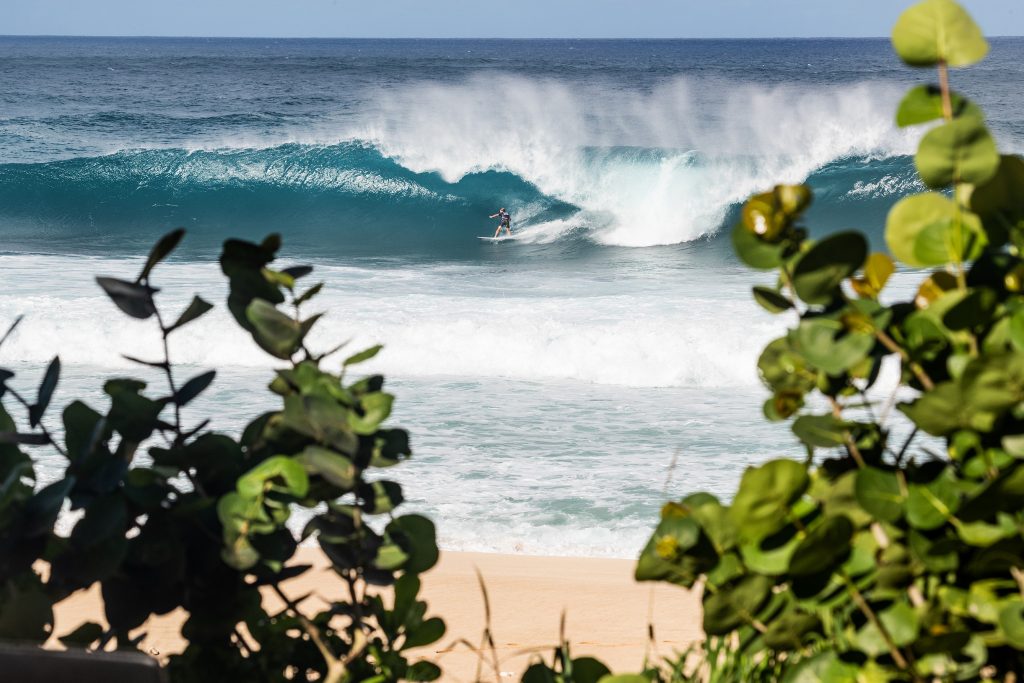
[488,213,499,218]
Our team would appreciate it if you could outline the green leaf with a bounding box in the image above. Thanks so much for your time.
[752,286,793,314]
[296,446,357,490]
[388,514,439,573]
[343,344,383,368]
[758,337,817,396]
[174,370,215,406]
[943,288,997,331]
[896,84,982,126]
[730,460,809,542]
[886,192,983,267]
[899,381,964,436]
[891,0,989,67]
[246,298,301,359]
[791,232,867,305]
[237,456,310,500]
[763,609,822,651]
[361,480,404,514]
[635,515,709,588]
[792,318,874,376]
[999,600,1024,649]
[703,574,773,635]
[732,222,785,270]
[28,356,60,428]
[402,616,445,649]
[906,468,960,530]
[169,295,213,332]
[788,515,853,577]
[855,467,905,523]
[791,414,849,449]
[739,527,800,575]
[915,116,1000,189]
[854,601,919,657]
[95,276,157,319]
[851,252,895,299]
[407,661,442,681]
[295,282,324,306]
[1010,308,1024,353]
[349,392,394,435]
[971,155,1024,246]
[567,658,612,683]
[782,651,859,683]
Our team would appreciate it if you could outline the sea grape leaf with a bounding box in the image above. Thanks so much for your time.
[854,467,905,522]
[730,460,808,542]
[885,192,984,267]
[296,446,357,491]
[791,414,849,449]
[906,468,960,530]
[791,232,867,305]
[971,155,1024,246]
[915,115,1000,189]
[788,515,853,577]
[896,84,982,126]
[752,286,794,314]
[892,0,989,68]
[851,252,895,299]
[246,298,301,359]
[732,222,785,270]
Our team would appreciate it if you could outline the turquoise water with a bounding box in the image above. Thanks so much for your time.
[1,37,1021,556]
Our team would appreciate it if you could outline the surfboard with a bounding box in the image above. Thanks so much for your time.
[478,235,513,242]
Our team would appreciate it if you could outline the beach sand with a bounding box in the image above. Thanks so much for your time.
[48,550,702,681]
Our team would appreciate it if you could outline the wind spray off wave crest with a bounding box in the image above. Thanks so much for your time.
[360,75,916,246]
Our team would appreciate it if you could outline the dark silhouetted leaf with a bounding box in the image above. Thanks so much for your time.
[96,277,157,319]
[175,370,216,406]
[138,228,185,282]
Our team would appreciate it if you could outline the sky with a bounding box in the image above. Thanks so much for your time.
[3,0,1022,39]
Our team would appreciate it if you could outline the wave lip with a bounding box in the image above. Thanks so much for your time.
[360,74,916,246]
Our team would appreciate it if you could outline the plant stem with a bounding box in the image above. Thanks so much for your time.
[828,397,866,468]
[5,386,68,458]
[840,571,919,679]
[151,306,182,441]
[874,329,935,391]
[937,60,953,121]
[893,427,918,466]
[272,583,347,681]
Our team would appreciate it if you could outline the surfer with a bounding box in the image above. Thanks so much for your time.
[489,207,512,238]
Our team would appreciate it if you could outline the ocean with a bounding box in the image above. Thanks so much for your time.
[1,36,1022,557]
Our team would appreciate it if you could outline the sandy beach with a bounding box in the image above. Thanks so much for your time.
[48,549,702,681]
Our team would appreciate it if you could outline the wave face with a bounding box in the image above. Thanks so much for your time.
[0,76,925,256]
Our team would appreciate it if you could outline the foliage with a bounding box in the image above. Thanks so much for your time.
[637,0,1024,680]
[0,230,444,682]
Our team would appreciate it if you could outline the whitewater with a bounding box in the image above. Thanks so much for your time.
[1,36,1023,556]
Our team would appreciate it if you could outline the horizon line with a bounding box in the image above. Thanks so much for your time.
[4,33,1021,41]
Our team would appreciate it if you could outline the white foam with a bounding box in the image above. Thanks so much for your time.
[356,75,916,246]
[0,254,779,389]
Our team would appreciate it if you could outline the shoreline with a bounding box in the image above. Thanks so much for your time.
[49,549,702,681]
